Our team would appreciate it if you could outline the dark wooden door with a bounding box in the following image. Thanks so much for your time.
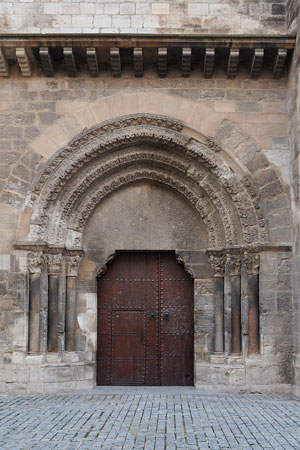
[97,252,194,386]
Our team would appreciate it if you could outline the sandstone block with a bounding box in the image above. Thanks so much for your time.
[188,3,209,15]
[120,3,135,15]
[44,3,62,14]
[152,3,169,15]
[94,15,112,28]
[72,15,93,28]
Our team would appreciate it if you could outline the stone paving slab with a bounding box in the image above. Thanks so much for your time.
[0,387,300,449]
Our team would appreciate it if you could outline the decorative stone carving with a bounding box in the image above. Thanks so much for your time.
[27,115,276,250]
[65,255,81,277]
[32,114,184,196]
[205,136,222,153]
[242,252,260,275]
[47,153,235,247]
[70,168,221,247]
[28,251,45,274]
[46,253,63,276]
[207,252,226,277]
[226,253,241,276]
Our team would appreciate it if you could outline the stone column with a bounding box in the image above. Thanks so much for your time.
[28,251,44,353]
[46,253,63,352]
[243,252,260,355]
[65,254,81,352]
[208,253,225,352]
[226,253,242,354]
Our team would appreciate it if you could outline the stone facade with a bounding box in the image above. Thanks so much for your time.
[287,2,300,396]
[0,1,299,394]
[0,0,287,34]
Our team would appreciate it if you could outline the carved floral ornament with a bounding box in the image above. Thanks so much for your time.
[46,253,63,276]
[28,251,45,274]
[207,252,226,277]
[207,248,260,276]
[226,253,241,276]
[65,255,82,277]
[242,251,260,275]
[14,243,83,276]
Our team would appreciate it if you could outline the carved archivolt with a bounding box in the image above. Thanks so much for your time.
[28,114,269,250]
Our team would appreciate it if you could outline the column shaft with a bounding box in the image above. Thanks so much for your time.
[248,274,259,354]
[48,275,59,352]
[215,277,224,352]
[231,275,241,354]
[65,276,76,351]
[28,273,41,353]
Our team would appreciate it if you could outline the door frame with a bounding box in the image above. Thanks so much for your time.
[96,250,195,386]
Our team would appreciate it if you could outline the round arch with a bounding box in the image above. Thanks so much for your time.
[27,113,269,250]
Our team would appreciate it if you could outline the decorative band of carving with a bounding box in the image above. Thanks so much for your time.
[14,243,83,276]
[68,168,221,248]
[28,115,271,249]
[33,126,189,210]
[32,115,184,197]
[205,136,222,153]
[44,153,238,247]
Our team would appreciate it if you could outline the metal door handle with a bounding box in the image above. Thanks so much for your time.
[163,311,169,320]
[150,312,156,319]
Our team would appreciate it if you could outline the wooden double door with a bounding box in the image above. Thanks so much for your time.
[97,252,194,386]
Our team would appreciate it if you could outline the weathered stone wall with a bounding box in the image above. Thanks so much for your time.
[287,4,300,395]
[0,0,288,35]
[0,67,295,392]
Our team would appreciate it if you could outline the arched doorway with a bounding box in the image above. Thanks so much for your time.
[97,251,194,386]
[15,114,293,393]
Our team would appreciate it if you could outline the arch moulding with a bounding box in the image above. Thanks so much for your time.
[14,113,292,262]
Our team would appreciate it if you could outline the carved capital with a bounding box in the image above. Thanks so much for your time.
[242,252,260,275]
[226,253,241,276]
[207,253,226,277]
[46,253,63,275]
[66,255,81,277]
[28,251,45,274]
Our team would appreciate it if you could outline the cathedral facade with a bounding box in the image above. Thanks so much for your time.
[0,0,299,394]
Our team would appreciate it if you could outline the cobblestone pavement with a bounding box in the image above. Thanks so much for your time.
[0,387,300,449]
